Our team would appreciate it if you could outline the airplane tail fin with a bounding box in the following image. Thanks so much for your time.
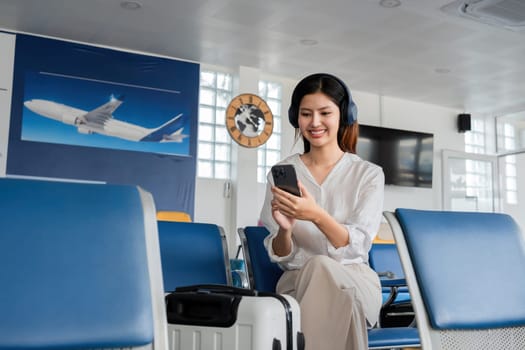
[140,113,188,142]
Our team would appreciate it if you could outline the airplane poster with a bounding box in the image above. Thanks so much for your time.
[8,34,199,214]
[21,71,191,157]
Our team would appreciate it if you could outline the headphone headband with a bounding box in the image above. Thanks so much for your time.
[288,73,357,128]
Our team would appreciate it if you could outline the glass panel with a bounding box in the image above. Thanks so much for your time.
[267,99,281,115]
[273,117,282,133]
[258,81,267,96]
[215,126,230,143]
[447,156,494,212]
[200,71,215,88]
[198,160,213,178]
[217,91,231,108]
[217,73,232,91]
[216,108,226,126]
[507,178,517,191]
[215,144,230,162]
[506,163,516,176]
[198,124,214,141]
[199,106,214,123]
[507,191,518,204]
[257,79,282,183]
[267,82,282,99]
[215,162,230,179]
[198,70,233,179]
[200,88,215,106]
[266,135,281,149]
[496,110,525,153]
[198,143,213,160]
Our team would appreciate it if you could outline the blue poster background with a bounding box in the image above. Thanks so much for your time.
[7,34,199,216]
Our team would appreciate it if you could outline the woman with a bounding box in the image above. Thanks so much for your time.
[259,73,385,350]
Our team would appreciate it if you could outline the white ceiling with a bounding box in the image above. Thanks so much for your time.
[1,0,525,116]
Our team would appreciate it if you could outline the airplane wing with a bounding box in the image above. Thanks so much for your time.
[140,113,186,142]
[81,98,123,128]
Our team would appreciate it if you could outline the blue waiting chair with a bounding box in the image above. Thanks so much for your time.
[369,243,414,328]
[0,178,168,349]
[157,220,232,292]
[237,225,420,349]
[384,208,525,350]
[238,226,284,292]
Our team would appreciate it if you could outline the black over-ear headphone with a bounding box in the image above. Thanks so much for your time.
[288,73,357,128]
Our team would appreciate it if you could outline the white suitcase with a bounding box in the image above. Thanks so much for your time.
[166,285,305,350]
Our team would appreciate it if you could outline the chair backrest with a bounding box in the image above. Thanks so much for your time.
[369,242,411,306]
[385,208,525,350]
[237,226,283,292]
[156,210,192,222]
[0,178,167,349]
[368,243,405,280]
[157,220,231,292]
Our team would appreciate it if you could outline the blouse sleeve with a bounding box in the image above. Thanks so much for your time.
[327,166,385,262]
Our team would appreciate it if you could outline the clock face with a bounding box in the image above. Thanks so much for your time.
[225,93,273,148]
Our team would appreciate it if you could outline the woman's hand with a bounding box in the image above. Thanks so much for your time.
[271,181,319,225]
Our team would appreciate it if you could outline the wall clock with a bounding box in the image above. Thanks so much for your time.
[225,93,273,148]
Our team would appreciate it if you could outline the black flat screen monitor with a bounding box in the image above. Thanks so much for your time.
[357,124,434,188]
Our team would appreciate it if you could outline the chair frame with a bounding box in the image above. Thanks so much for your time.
[384,210,432,347]
[237,227,257,289]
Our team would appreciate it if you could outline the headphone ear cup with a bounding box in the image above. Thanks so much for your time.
[347,100,357,125]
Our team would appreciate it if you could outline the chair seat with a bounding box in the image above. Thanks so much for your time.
[368,327,420,349]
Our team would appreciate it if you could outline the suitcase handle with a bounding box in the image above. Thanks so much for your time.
[174,283,258,297]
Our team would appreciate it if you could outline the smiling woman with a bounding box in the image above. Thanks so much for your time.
[260,73,385,350]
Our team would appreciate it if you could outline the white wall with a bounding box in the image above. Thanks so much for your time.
[0,32,15,177]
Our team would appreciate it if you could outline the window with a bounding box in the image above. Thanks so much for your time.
[257,80,282,183]
[504,155,518,205]
[463,118,494,210]
[497,122,518,205]
[464,118,486,154]
[198,70,233,179]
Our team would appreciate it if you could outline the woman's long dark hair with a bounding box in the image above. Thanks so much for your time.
[289,74,359,153]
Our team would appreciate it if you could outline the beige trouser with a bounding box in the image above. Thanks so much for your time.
[276,255,382,350]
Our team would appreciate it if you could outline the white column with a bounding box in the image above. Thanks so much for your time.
[0,32,16,177]
[229,66,260,254]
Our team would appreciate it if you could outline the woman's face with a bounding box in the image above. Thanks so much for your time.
[298,92,340,150]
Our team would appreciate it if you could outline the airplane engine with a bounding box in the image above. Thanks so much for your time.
[61,112,80,126]
[77,126,93,135]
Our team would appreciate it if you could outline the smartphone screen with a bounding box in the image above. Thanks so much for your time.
[271,164,301,197]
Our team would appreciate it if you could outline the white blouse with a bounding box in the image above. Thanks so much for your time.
[260,152,385,270]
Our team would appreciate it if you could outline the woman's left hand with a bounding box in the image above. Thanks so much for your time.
[271,181,319,222]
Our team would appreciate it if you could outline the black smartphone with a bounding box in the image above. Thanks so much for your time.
[271,164,301,197]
